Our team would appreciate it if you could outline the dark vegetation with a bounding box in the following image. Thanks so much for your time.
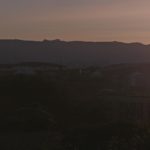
[1,63,150,150]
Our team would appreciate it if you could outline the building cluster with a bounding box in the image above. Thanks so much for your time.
[0,62,65,77]
[101,64,150,95]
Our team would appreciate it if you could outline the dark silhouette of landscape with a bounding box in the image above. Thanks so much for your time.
[0,39,150,66]
[1,40,150,149]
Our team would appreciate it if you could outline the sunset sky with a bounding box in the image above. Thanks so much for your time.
[1,0,150,43]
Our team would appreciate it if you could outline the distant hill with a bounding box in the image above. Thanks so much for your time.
[0,39,150,66]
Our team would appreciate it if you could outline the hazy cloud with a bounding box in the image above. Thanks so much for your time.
[0,0,150,43]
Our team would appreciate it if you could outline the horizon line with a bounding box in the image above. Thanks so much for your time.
[0,38,148,45]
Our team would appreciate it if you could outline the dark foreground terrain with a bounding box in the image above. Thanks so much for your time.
[1,63,150,149]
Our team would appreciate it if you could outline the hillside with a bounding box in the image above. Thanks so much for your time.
[0,39,150,66]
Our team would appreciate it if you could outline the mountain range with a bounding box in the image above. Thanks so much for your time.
[0,39,150,67]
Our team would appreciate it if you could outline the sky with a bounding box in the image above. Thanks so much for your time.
[1,0,150,43]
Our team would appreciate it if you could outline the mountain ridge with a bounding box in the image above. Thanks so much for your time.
[0,39,150,66]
